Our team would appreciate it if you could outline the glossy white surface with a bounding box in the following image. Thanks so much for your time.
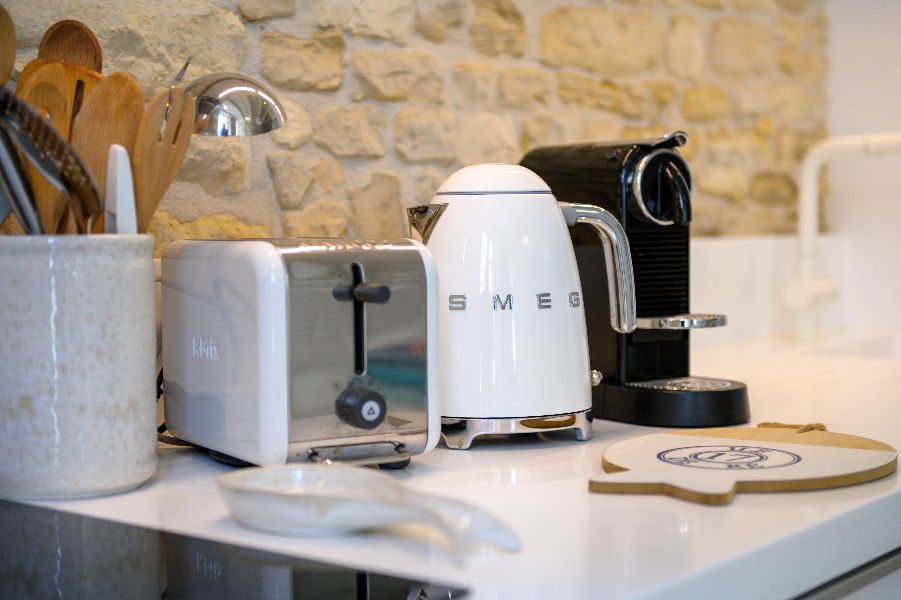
[424,164,633,422]
[24,334,901,598]
[435,163,550,194]
[162,240,290,465]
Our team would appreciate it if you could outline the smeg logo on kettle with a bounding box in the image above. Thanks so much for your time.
[448,292,581,311]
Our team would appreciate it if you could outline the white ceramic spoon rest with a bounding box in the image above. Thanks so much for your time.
[217,464,521,558]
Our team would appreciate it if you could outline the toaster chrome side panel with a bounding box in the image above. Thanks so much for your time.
[276,239,436,459]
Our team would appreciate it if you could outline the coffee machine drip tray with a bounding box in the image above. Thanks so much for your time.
[599,378,749,428]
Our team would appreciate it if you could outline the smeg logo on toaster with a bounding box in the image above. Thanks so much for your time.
[448,292,581,311]
[192,336,221,361]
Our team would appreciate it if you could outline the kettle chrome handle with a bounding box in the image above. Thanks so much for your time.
[559,203,636,334]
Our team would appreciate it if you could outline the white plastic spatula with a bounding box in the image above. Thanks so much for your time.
[104,144,137,234]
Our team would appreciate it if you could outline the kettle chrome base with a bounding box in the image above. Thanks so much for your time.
[440,410,593,450]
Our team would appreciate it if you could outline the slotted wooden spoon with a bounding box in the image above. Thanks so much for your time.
[132,87,194,232]
[70,72,143,231]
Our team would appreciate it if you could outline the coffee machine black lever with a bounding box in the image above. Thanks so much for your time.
[521,132,750,427]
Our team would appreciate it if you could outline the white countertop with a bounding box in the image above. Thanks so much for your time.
[26,334,901,599]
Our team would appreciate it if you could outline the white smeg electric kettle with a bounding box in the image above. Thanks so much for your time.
[408,164,636,449]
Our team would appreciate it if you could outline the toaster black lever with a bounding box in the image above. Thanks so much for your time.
[353,283,391,304]
[332,283,391,304]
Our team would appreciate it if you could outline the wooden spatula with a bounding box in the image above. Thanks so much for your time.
[0,6,15,86]
[15,61,102,232]
[38,19,103,73]
[70,72,143,231]
[132,87,194,232]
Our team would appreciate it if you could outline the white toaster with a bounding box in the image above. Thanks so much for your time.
[161,238,439,467]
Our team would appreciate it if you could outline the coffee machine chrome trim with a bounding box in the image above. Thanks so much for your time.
[635,313,726,330]
[631,148,692,227]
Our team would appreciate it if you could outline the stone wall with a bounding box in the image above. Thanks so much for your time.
[9,0,827,247]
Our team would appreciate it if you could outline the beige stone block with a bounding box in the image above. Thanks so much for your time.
[775,14,805,49]
[415,0,465,42]
[557,72,625,113]
[353,51,443,103]
[500,67,552,110]
[705,126,771,165]
[541,8,664,77]
[411,167,450,205]
[721,204,795,234]
[732,82,821,125]
[580,119,620,144]
[711,19,776,77]
[749,171,797,207]
[350,0,415,41]
[238,0,295,21]
[308,158,348,203]
[261,29,344,91]
[312,0,353,27]
[775,0,812,14]
[731,0,766,11]
[692,0,725,8]
[469,0,526,57]
[452,63,498,110]
[697,164,748,201]
[665,16,704,80]
[779,50,827,80]
[647,81,678,119]
[312,158,346,189]
[774,127,825,165]
[266,151,313,210]
[283,200,352,237]
[314,107,385,157]
[681,85,731,122]
[455,112,518,165]
[177,137,250,195]
[521,114,565,153]
[558,73,668,120]
[394,106,456,163]
[269,98,313,150]
[350,173,408,237]
[151,211,271,255]
[8,1,247,97]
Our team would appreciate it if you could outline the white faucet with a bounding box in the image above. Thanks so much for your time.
[785,131,901,339]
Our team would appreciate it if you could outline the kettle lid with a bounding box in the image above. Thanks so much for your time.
[436,164,552,195]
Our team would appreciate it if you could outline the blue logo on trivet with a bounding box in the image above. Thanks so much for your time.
[657,445,802,470]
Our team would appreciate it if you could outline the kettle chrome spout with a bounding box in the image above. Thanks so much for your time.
[407,204,447,244]
[559,203,636,334]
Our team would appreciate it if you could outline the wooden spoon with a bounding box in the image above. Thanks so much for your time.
[70,72,143,231]
[15,61,102,232]
[38,20,102,73]
[132,87,194,232]
[0,6,15,86]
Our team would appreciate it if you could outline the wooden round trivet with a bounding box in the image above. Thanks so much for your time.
[589,425,897,505]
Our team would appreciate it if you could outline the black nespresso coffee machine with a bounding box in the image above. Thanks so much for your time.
[522,131,749,427]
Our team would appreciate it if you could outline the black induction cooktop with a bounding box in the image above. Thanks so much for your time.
[0,499,466,599]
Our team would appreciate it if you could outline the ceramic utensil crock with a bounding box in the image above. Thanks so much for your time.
[408,164,636,449]
[0,235,157,499]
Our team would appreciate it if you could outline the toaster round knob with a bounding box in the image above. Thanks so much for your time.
[336,388,386,429]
